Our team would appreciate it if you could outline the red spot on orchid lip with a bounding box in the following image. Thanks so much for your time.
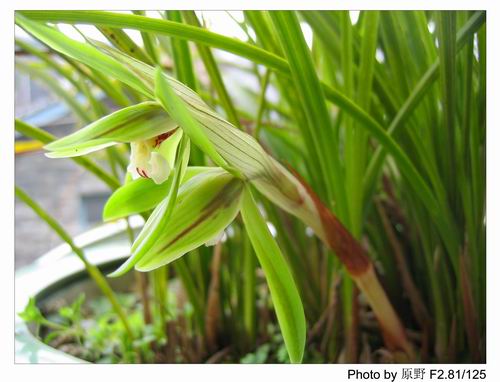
[154,128,178,148]
[137,167,150,179]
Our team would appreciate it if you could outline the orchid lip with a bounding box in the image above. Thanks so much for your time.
[129,131,178,184]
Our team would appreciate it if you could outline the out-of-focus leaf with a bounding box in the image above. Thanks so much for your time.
[15,14,152,98]
[15,61,92,124]
[181,11,241,128]
[164,11,197,89]
[15,119,121,190]
[270,11,344,210]
[96,25,154,65]
[241,186,305,364]
[18,297,45,325]
[17,10,289,73]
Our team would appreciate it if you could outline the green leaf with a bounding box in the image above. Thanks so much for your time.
[164,10,205,165]
[15,119,121,190]
[17,11,290,73]
[133,10,160,65]
[181,11,241,128]
[437,11,457,196]
[15,61,92,124]
[270,11,345,213]
[164,11,197,89]
[96,25,154,65]
[59,293,85,323]
[15,14,152,98]
[18,297,45,324]
[345,11,380,236]
[15,187,134,337]
[17,10,388,146]
[241,186,306,364]
[363,11,485,195]
[104,178,170,222]
[103,166,225,221]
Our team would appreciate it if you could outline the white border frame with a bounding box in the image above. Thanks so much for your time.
[3,1,498,381]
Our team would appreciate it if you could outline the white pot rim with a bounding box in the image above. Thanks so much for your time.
[15,216,143,364]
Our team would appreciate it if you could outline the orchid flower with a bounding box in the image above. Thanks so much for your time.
[43,102,182,187]
[127,130,178,185]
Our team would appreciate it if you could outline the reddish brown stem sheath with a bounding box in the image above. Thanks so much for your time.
[295,171,414,357]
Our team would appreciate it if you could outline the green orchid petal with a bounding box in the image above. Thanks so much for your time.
[45,102,177,157]
[103,166,225,221]
[135,172,243,271]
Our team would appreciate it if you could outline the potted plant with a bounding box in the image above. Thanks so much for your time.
[15,10,486,364]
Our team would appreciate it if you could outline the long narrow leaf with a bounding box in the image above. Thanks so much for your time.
[15,119,120,190]
[241,186,306,363]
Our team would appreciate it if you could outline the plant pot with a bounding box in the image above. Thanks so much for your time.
[15,217,143,363]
